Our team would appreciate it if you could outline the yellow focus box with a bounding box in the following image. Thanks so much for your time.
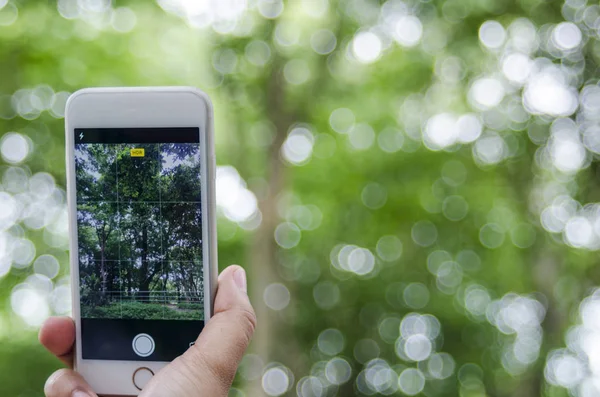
[130,148,145,157]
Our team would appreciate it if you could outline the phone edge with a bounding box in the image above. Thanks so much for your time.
[64,86,218,382]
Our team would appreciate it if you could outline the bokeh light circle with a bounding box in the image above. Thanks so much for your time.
[352,32,382,64]
[33,254,60,279]
[274,222,301,249]
[376,235,402,262]
[262,366,291,396]
[479,21,506,49]
[1,133,30,164]
[318,328,345,356]
[397,368,425,396]
[411,220,438,247]
[263,283,291,311]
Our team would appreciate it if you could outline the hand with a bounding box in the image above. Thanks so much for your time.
[39,265,256,397]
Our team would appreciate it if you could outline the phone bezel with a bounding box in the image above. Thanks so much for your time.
[65,87,217,396]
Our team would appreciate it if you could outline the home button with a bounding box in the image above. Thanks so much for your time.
[132,333,155,357]
[132,367,154,391]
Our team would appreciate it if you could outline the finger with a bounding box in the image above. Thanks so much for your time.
[39,317,76,367]
[44,368,97,397]
[141,265,256,396]
[187,265,256,387]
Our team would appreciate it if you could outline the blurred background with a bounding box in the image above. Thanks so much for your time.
[1,0,599,396]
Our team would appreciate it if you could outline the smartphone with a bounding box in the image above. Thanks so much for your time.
[65,87,217,396]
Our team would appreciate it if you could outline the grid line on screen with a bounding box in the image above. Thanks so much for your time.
[158,143,164,319]
[116,143,121,319]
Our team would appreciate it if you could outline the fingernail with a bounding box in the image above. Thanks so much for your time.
[72,391,91,397]
[45,371,61,387]
[233,267,247,293]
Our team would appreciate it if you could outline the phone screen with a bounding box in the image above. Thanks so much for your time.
[74,128,204,361]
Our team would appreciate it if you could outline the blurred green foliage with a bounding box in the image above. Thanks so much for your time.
[2,0,599,396]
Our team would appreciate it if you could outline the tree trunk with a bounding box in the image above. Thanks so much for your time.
[139,225,150,302]
[98,226,108,304]
[246,59,290,396]
[502,160,564,396]
[242,18,335,394]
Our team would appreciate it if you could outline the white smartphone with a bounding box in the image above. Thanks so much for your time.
[64,87,217,396]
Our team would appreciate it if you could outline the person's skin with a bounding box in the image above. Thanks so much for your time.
[39,265,256,397]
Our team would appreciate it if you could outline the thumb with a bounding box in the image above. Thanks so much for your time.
[141,265,257,396]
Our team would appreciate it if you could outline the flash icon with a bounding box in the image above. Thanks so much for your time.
[79,132,84,140]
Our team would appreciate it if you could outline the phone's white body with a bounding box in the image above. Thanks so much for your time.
[65,87,217,396]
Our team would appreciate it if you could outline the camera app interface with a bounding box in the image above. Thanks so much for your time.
[74,128,204,361]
